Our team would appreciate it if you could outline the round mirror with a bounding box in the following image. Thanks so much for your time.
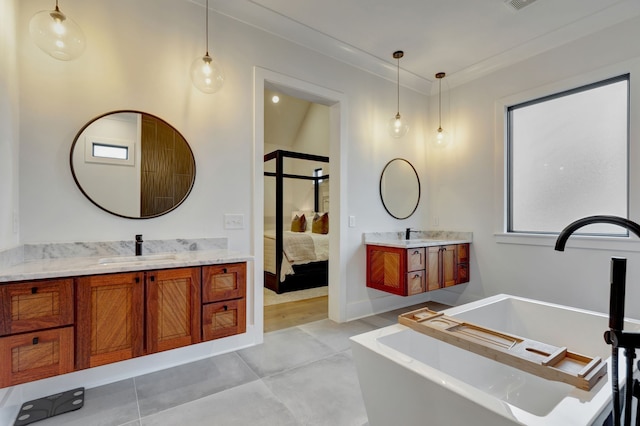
[379,158,420,219]
[70,111,196,219]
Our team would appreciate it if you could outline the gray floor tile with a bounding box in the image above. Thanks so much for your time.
[358,314,396,328]
[135,352,259,417]
[298,319,378,352]
[24,379,139,426]
[263,352,368,426]
[140,380,299,426]
[237,327,334,377]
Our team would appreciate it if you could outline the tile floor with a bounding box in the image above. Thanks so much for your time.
[19,302,448,426]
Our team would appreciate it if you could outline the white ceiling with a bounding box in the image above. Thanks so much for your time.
[201,0,640,93]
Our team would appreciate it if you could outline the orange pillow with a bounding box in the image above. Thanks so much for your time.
[312,212,329,234]
[291,214,307,232]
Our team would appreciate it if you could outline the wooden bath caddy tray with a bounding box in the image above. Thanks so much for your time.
[398,308,607,391]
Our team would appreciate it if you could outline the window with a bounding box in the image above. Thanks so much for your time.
[84,136,135,166]
[508,75,629,235]
[92,143,128,160]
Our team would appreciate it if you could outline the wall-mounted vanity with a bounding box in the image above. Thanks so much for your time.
[364,231,472,296]
[0,239,250,388]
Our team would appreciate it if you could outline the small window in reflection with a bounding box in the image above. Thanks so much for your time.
[92,143,129,160]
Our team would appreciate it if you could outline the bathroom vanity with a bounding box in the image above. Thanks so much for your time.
[364,231,472,296]
[0,239,250,388]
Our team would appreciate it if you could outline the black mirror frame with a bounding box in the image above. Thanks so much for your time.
[69,110,196,219]
[379,158,421,220]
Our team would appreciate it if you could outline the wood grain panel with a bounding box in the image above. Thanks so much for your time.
[427,247,441,291]
[140,115,194,217]
[1,279,74,336]
[407,271,425,295]
[442,245,457,287]
[0,327,74,387]
[202,299,246,341]
[203,263,246,303]
[75,273,144,369]
[407,248,425,272]
[146,268,201,354]
[366,245,407,296]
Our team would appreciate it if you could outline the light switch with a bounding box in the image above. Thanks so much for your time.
[224,214,244,229]
[349,215,356,227]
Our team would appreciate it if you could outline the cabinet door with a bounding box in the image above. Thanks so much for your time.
[442,245,457,287]
[202,299,246,341]
[202,263,246,303]
[146,268,201,354]
[0,327,74,387]
[366,245,406,295]
[426,247,441,291]
[76,272,144,369]
[0,279,74,336]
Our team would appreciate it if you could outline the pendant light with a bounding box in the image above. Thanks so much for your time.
[435,72,449,146]
[191,0,224,94]
[388,51,409,138]
[29,0,86,61]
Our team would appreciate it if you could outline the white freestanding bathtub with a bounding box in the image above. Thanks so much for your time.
[351,294,640,425]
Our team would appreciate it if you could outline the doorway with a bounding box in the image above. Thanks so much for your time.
[253,67,347,336]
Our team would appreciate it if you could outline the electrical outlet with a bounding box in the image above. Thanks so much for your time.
[224,214,244,230]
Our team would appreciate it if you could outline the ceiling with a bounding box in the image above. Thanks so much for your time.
[199,0,640,93]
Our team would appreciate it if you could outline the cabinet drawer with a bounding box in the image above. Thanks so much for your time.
[202,263,246,303]
[0,279,74,336]
[202,299,246,341]
[407,248,425,272]
[0,327,74,387]
[406,270,425,295]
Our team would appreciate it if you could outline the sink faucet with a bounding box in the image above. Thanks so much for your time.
[135,234,143,256]
[555,215,640,426]
[405,228,419,240]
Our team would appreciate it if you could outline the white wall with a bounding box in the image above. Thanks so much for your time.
[428,16,640,319]
[15,0,430,320]
[0,0,19,250]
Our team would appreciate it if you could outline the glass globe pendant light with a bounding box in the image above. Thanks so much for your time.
[29,0,86,61]
[388,51,409,138]
[191,0,224,94]
[435,72,449,147]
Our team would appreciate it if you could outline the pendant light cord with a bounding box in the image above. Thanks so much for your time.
[438,77,442,129]
[396,56,400,115]
[205,0,209,56]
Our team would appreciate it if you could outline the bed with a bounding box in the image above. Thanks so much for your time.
[264,150,330,293]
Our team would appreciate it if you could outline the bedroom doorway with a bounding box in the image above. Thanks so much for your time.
[263,87,330,332]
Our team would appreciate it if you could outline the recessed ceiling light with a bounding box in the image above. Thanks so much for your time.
[272,95,280,104]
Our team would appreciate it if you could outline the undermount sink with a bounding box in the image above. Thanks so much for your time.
[98,253,177,265]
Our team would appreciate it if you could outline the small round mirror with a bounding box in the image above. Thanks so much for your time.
[379,158,420,219]
[70,111,196,219]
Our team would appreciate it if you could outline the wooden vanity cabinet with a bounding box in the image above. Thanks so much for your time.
[76,267,202,369]
[367,243,470,296]
[0,278,75,387]
[201,263,246,340]
[366,245,425,296]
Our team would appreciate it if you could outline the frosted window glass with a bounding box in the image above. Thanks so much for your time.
[509,77,628,235]
[92,143,129,160]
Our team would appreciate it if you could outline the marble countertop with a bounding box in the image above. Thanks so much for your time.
[363,230,473,249]
[0,238,252,283]
[0,249,252,283]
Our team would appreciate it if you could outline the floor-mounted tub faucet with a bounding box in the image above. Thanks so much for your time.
[135,234,143,256]
[555,215,640,426]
